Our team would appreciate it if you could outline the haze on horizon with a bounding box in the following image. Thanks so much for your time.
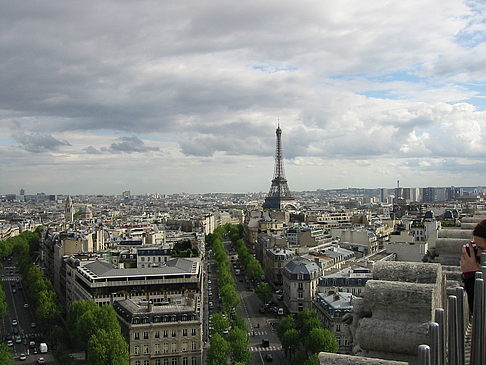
[1,1,486,196]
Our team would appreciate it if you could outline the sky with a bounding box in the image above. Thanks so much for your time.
[1,0,486,195]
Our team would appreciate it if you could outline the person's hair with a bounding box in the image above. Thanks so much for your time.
[473,219,486,239]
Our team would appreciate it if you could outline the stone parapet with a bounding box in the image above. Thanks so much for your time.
[318,353,408,365]
[350,261,445,364]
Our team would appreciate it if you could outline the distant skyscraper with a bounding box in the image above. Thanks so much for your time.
[19,188,25,196]
[262,125,296,210]
[65,195,74,223]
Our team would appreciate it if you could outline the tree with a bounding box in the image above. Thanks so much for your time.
[0,344,14,365]
[255,282,273,304]
[277,315,295,339]
[305,327,339,354]
[246,258,263,281]
[228,327,251,364]
[87,329,129,365]
[208,333,230,365]
[211,313,229,335]
[36,289,60,328]
[282,329,300,357]
[303,353,320,365]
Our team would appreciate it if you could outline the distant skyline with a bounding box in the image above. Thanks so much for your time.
[1,1,486,195]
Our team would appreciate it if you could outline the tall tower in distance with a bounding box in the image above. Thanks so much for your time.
[65,195,74,223]
[262,124,296,210]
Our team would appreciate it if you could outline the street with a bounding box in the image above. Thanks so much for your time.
[1,259,54,364]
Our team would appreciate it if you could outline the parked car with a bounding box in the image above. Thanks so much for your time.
[264,353,273,362]
[19,353,27,361]
[11,319,18,326]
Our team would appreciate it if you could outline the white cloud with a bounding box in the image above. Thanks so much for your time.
[1,0,486,193]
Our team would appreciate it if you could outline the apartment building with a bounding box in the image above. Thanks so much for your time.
[64,256,202,308]
[282,257,322,313]
[312,292,353,354]
[114,297,202,365]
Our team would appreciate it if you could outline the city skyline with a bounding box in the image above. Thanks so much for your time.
[1,1,486,195]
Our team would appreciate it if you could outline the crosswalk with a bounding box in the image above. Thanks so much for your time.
[2,277,19,282]
[249,345,282,352]
[248,330,267,336]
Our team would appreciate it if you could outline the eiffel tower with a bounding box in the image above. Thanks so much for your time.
[262,124,296,210]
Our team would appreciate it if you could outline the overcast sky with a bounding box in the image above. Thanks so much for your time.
[1,0,486,195]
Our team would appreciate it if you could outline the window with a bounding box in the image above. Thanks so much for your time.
[164,330,168,338]
[183,357,188,365]
[336,324,341,332]
[134,345,140,355]
[156,360,161,365]
[172,342,177,352]
[135,361,141,365]
[134,332,140,340]
[144,361,150,365]
[164,360,169,365]
[191,357,197,365]
[144,331,149,339]
[182,329,188,336]
[298,303,303,311]
[155,331,160,338]
[155,343,160,354]
[191,342,197,350]
[163,343,169,354]
[143,345,149,354]
[182,342,187,352]
[171,330,176,337]
[141,257,145,262]
[298,282,303,290]
[191,328,197,336]
[172,358,178,365]
[298,292,303,299]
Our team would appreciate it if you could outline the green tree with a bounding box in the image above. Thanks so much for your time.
[303,353,320,365]
[36,289,61,328]
[255,282,273,304]
[0,344,14,365]
[305,327,339,354]
[282,329,300,357]
[246,258,263,281]
[208,333,230,365]
[220,283,240,312]
[87,329,129,365]
[277,315,295,339]
[228,327,251,364]
[211,313,229,335]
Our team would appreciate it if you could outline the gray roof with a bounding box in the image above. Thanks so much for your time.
[82,257,198,278]
[283,257,320,275]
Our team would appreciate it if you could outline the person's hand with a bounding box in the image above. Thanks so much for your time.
[460,243,481,273]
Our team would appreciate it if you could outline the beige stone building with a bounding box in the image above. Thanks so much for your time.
[114,297,202,365]
[282,257,322,313]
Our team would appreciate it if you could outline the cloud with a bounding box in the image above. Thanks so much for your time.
[1,1,486,193]
[83,146,102,154]
[101,136,159,154]
[13,132,70,153]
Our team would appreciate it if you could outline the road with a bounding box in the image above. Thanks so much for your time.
[223,241,285,365]
[1,259,54,364]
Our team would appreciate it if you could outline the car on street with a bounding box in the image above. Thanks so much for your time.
[24,303,29,308]
[19,353,27,361]
[15,335,22,344]
[37,358,46,364]
[31,322,37,328]
[264,353,273,362]
[12,319,18,326]
[7,340,13,347]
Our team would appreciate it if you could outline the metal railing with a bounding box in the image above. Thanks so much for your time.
[418,252,486,365]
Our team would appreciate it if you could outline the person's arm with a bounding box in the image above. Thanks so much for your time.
[461,244,480,313]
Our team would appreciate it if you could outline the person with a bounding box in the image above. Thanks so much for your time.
[460,218,486,312]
